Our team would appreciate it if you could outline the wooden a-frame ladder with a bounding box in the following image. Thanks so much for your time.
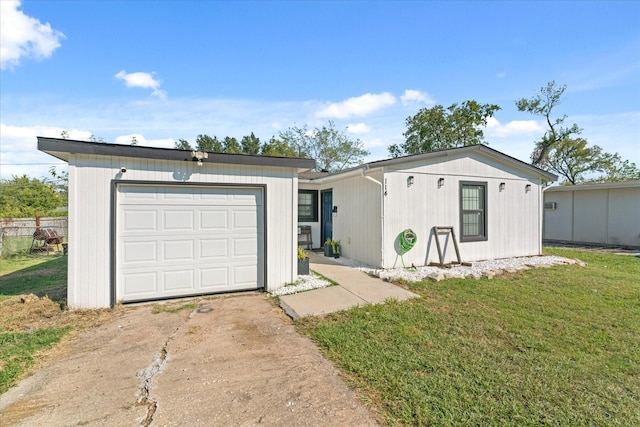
[430,226,472,268]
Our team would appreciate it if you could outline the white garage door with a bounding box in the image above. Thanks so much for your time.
[117,184,263,302]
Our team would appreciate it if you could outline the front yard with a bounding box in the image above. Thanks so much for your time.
[300,248,640,426]
[0,255,115,394]
[2,248,638,425]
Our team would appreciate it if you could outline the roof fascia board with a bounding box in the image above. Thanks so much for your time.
[37,137,315,171]
[546,180,640,192]
[306,144,557,184]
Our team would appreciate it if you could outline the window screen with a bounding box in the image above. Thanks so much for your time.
[298,190,318,222]
[460,182,487,241]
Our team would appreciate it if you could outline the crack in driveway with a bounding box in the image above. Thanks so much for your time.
[134,308,198,426]
[134,303,213,425]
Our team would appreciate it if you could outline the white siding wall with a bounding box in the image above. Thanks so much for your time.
[68,154,297,309]
[544,185,640,247]
[543,192,574,241]
[382,155,543,267]
[608,188,640,246]
[331,171,383,267]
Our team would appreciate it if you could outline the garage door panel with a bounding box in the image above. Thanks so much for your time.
[123,272,158,295]
[233,238,258,257]
[163,210,195,231]
[123,241,157,263]
[163,240,194,261]
[200,239,228,259]
[231,193,259,204]
[200,210,229,229]
[200,267,229,289]
[234,265,257,286]
[123,210,158,232]
[117,185,263,302]
[200,192,232,202]
[163,187,196,200]
[233,210,258,229]
[121,187,159,201]
[164,270,195,291]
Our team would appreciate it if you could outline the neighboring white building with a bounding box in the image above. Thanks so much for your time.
[299,145,557,268]
[544,180,640,248]
[38,137,315,309]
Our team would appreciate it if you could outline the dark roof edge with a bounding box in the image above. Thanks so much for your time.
[307,144,557,182]
[366,145,556,181]
[37,137,316,170]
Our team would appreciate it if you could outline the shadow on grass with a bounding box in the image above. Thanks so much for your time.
[0,256,68,306]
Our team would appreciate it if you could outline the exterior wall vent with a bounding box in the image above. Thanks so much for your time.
[544,202,557,210]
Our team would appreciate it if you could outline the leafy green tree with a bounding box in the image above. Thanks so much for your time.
[0,175,65,218]
[546,138,640,184]
[195,134,223,152]
[389,100,501,157]
[516,81,581,166]
[88,134,106,143]
[259,137,298,157]
[241,133,261,155]
[222,136,243,154]
[174,138,193,150]
[545,138,608,184]
[594,156,640,183]
[48,166,68,205]
[279,121,369,171]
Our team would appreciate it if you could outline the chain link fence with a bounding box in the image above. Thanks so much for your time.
[1,217,68,257]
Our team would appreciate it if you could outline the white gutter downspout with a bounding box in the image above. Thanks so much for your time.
[541,181,553,255]
[362,166,385,268]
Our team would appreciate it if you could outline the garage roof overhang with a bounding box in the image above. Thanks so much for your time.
[37,137,316,172]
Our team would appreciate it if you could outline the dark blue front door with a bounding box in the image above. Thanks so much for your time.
[321,190,333,244]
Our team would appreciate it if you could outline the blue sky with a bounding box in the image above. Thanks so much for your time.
[1,0,639,180]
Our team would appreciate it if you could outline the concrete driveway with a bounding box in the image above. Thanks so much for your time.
[0,293,376,426]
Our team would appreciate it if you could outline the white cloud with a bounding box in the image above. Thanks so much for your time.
[114,70,167,99]
[361,137,388,149]
[113,134,175,148]
[400,89,435,107]
[0,0,65,70]
[316,92,396,118]
[485,117,543,137]
[0,123,92,179]
[496,72,507,78]
[346,123,371,134]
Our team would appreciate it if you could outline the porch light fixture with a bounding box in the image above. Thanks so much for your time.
[499,182,506,191]
[525,184,532,193]
[438,177,445,188]
[191,150,208,166]
[407,175,414,187]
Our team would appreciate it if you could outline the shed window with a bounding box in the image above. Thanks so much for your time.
[460,182,487,242]
[298,190,318,222]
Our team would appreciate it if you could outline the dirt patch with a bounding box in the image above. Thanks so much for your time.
[0,294,377,426]
[0,294,119,333]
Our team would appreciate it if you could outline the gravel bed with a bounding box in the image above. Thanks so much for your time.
[332,254,582,282]
[270,273,333,296]
[272,255,584,296]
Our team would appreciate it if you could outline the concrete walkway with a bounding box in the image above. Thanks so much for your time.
[280,252,419,320]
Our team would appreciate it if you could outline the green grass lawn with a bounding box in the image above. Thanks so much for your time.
[0,327,70,395]
[0,255,68,303]
[1,255,70,394]
[301,248,640,426]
